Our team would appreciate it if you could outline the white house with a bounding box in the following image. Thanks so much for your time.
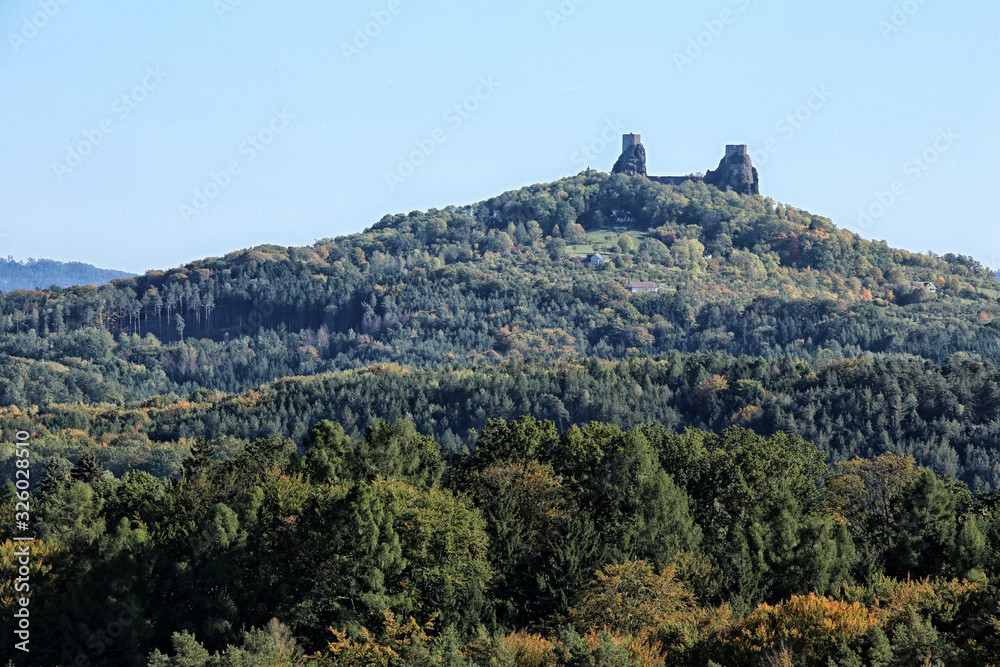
[627,281,659,293]
[611,210,636,224]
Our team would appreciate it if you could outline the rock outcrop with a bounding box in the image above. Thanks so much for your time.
[703,148,759,196]
[612,142,647,177]
[610,136,760,196]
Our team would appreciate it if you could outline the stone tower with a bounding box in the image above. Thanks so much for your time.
[705,145,759,195]
[612,134,647,177]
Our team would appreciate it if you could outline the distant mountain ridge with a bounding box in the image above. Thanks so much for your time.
[0,256,134,292]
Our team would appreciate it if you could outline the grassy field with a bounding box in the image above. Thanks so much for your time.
[565,227,653,258]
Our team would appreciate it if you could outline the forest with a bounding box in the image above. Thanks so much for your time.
[0,174,998,392]
[5,352,1000,493]
[1,416,999,665]
[2,171,1000,664]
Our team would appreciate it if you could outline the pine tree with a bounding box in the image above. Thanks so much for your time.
[36,458,72,498]
[71,451,105,484]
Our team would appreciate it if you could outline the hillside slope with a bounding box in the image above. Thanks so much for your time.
[6,353,1000,491]
[3,170,1000,491]
[0,172,997,405]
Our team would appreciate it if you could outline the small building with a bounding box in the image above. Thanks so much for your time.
[589,253,607,267]
[911,281,938,293]
[611,210,636,224]
[627,281,659,293]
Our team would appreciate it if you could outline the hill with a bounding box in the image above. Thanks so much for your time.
[5,172,1000,664]
[2,171,1000,490]
[0,256,134,292]
[0,171,998,399]
[6,352,1000,491]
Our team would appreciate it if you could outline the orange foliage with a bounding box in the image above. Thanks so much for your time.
[697,375,728,394]
[580,629,668,667]
[724,593,878,667]
[839,573,990,626]
[731,405,761,426]
[503,631,557,667]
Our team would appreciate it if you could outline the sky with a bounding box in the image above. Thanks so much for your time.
[1,0,998,275]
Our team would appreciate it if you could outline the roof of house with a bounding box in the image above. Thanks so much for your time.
[627,281,658,289]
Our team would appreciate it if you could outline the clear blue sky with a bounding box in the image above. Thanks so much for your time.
[2,0,998,274]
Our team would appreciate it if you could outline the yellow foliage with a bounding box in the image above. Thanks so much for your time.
[0,539,65,611]
[309,609,437,667]
[821,453,920,533]
[724,593,878,667]
[259,469,316,517]
[503,631,556,667]
[569,560,700,651]
[580,628,668,667]
[697,375,728,394]
[838,573,989,626]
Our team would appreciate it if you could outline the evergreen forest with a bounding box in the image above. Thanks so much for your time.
[3,171,1000,665]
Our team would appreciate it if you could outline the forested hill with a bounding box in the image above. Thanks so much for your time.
[1,171,998,403]
[8,353,1000,491]
[0,256,133,292]
[7,172,1000,665]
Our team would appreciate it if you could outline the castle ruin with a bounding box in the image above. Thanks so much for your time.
[612,135,759,196]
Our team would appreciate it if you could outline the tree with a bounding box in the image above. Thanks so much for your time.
[545,237,567,259]
[822,454,937,579]
[564,223,587,245]
[460,459,568,627]
[71,450,106,485]
[313,610,440,667]
[331,481,407,635]
[374,478,493,631]
[884,469,959,579]
[568,560,699,655]
[36,458,72,498]
[356,420,444,488]
[465,416,560,470]
[490,231,515,253]
[633,470,703,565]
[296,420,355,482]
[955,514,990,579]
[35,478,106,552]
[103,470,164,528]
[721,594,878,667]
